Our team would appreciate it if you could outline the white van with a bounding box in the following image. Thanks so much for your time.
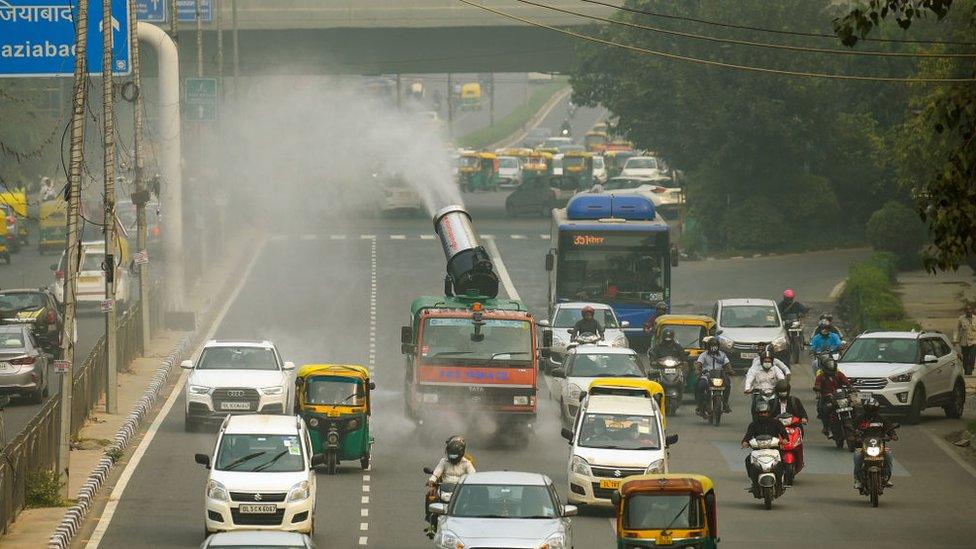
[51,240,130,310]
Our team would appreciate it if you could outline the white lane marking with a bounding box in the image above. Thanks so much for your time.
[540,234,550,240]
[360,522,368,530]
[923,427,976,480]
[358,236,377,546]
[390,235,406,240]
[361,234,376,239]
[510,234,527,239]
[86,238,267,549]
[484,238,520,301]
[361,495,369,504]
[330,234,347,240]
[361,508,369,517]
[480,234,495,239]
[420,234,436,240]
[359,536,368,546]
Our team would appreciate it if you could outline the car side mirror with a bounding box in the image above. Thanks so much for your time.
[311,454,326,467]
[620,320,630,328]
[401,343,416,355]
[562,504,579,517]
[666,433,679,446]
[715,329,723,335]
[545,252,554,272]
[550,367,565,378]
[539,348,550,359]
[194,453,211,469]
[537,319,551,328]
[428,502,447,515]
[578,390,587,401]
[50,264,57,271]
[180,359,193,370]
[923,354,938,364]
[400,325,413,344]
[283,361,295,371]
[560,427,574,442]
[609,491,622,506]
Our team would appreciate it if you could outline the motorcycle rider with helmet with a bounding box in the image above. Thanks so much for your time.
[748,347,791,380]
[810,321,843,376]
[852,398,897,490]
[695,336,733,416]
[425,436,476,537]
[651,328,689,361]
[769,380,808,428]
[570,305,605,341]
[741,400,788,486]
[744,349,786,419]
[814,356,852,437]
[778,289,808,319]
[818,312,842,336]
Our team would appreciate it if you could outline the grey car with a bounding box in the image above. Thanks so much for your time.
[429,471,576,549]
[201,531,316,548]
[0,324,52,404]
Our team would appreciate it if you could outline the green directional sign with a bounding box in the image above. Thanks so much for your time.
[184,77,218,122]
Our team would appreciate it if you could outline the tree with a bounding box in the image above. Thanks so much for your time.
[834,1,976,271]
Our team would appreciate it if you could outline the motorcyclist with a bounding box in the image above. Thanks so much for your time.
[818,312,842,336]
[741,400,788,487]
[570,305,604,340]
[813,356,851,437]
[810,321,843,376]
[40,177,57,201]
[744,349,786,419]
[852,398,897,490]
[777,288,808,319]
[769,380,808,427]
[748,347,791,380]
[651,328,688,361]
[425,435,475,537]
[695,336,733,416]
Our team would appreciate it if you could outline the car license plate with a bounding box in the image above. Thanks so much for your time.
[238,504,277,514]
[79,276,100,283]
[220,401,250,411]
[599,479,622,490]
[0,361,10,372]
[664,368,678,374]
[741,352,758,359]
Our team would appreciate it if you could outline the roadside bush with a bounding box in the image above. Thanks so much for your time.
[839,252,910,333]
[25,468,64,508]
[723,197,789,251]
[865,200,927,269]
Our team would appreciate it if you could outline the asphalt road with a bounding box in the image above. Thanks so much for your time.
[87,197,976,549]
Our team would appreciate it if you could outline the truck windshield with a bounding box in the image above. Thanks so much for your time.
[421,318,531,365]
[556,235,666,304]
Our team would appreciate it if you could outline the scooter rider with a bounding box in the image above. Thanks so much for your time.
[695,336,733,415]
[652,328,688,360]
[852,398,897,490]
[744,350,786,418]
[425,436,475,537]
[814,356,851,438]
[570,305,605,340]
[748,347,791,380]
[778,289,808,319]
[810,322,842,376]
[741,400,788,486]
[818,313,842,337]
[770,380,808,427]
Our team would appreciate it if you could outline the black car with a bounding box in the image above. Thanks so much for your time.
[0,289,63,358]
[505,176,556,217]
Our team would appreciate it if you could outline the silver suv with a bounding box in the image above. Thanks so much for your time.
[713,298,789,368]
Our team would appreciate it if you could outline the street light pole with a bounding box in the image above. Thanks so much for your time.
[102,0,119,415]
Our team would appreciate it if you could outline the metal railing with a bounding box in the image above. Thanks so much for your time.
[0,284,161,534]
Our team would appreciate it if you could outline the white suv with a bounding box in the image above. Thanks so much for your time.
[182,340,295,431]
[195,414,321,535]
[838,331,966,423]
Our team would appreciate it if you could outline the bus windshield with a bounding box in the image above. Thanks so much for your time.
[556,233,667,305]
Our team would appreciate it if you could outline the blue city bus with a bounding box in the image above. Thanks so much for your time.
[546,194,675,348]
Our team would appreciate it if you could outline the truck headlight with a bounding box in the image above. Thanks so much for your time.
[513,395,529,405]
[888,372,913,383]
[206,480,229,501]
[540,532,567,549]
[286,480,310,502]
[260,386,284,396]
[570,455,591,476]
[188,385,211,395]
[436,529,463,549]
[771,335,788,352]
[645,459,665,474]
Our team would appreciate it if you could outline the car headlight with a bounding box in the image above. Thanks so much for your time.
[539,532,567,549]
[260,386,284,396]
[188,385,211,395]
[570,455,591,476]
[569,383,582,401]
[612,335,628,347]
[206,480,229,501]
[888,372,913,383]
[286,480,310,502]
[435,529,463,549]
[645,459,665,474]
[771,335,788,352]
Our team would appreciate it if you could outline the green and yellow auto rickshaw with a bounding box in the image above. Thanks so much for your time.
[0,191,28,246]
[649,314,717,395]
[561,151,595,190]
[38,200,67,254]
[459,82,482,111]
[295,364,375,474]
[0,215,9,264]
[584,131,609,153]
[457,152,500,192]
[611,474,719,548]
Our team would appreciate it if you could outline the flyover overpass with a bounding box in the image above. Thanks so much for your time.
[159,0,614,74]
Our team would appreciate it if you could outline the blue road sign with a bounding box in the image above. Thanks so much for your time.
[136,0,166,23]
[0,0,131,77]
[176,0,210,23]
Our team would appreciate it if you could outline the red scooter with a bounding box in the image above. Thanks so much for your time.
[777,413,804,485]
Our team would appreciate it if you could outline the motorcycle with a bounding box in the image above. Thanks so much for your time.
[785,314,804,364]
[747,388,775,421]
[747,434,785,509]
[701,369,727,426]
[648,356,685,416]
[422,466,458,538]
[855,422,898,507]
[824,387,858,450]
[777,413,804,485]
[568,331,602,350]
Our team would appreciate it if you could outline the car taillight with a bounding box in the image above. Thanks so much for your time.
[651,186,666,193]
[6,216,14,224]
[55,270,64,281]
[11,356,36,365]
[46,310,56,324]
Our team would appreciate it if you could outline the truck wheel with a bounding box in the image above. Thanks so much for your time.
[360,453,370,470]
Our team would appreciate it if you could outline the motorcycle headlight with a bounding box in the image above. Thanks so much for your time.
[569,384,582,401]
[866,445,882,457]
[711,378,723,387]
[771,335,788,352]
[260,385,284,396]
[286,480,310,502]
[888,372,913,383]
[539,532,567,549]
[662,358,679,367]
[570,455,591,476]
[206,480,229,501]
[188,385,211,395]
[645,459,665,474]
[435,529,463,549]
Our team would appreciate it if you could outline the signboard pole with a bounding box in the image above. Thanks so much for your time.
[57,0,90,501]
[169,0,179,43]
[130,3,151,351]
[102,0,119,415]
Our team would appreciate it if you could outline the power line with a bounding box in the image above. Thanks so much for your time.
[455,0,976,83]
[579,0,976,47]
[516,0,976,58]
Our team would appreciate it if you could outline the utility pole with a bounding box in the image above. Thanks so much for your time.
[58,0,89,501]
[169,0,179,43]
[196,0,203,78]
[395,73,401,110]
[102,0,118,415]
[129,0,150,350]
[232,0,239,101]
[447,73,454,136]
[489,73,495,126]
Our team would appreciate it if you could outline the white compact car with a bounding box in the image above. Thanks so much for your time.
[380,178,423,216]
[196,414,322,535]
[540,302,629,371]
[497,156,523,189]
[561,393,676,506]
[549,345,647,425]
[52,241,130,310]
[182,340,295,431]
[838,331,966,424]
[619,156,664,179]
[713,298,789,369]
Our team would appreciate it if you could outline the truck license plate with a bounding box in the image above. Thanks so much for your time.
[220,401,250,411]
[599,479,621,490]
[238,504,277,514]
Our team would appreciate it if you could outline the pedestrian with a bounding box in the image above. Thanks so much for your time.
[954,303,976,375]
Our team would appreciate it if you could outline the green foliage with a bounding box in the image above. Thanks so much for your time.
[458,82,565,149]
[104,445,125,463]
[25,468,64,508]
[865,200,927,268]
[839,252,910,333]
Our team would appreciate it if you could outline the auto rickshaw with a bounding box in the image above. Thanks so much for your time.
[38,200,67,254]
[457,152,499,192]
[459,82,482,110]
[584,378,667,428]
[649,314,717,395]
[294,364,374,474]
[584,131,609,153]
[611,474,719,548]
[0,215,9,264]
[604,150,638,178]
[561,151,595,190]
[0,191,28,246]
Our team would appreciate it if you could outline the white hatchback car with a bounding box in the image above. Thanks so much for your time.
[561,394,676,506]
[182,340,295,431]
[196,414,321,535]
[838,331,966,423]
[550,345,647,425]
